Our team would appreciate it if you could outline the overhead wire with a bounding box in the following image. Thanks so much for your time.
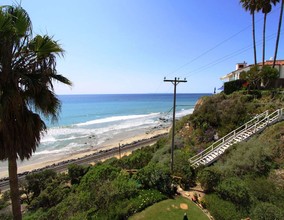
[184,31,283,78]
[163,5,282,80]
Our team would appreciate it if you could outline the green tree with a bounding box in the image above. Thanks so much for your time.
[240,65,261,89]
[259,65,279,87]
[25,170,57,199]
[0,5,71,219]
[240,0,258,65]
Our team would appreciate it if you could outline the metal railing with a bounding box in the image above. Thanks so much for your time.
[189,108,283,167]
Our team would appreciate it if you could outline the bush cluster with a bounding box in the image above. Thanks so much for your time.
[224,79,247,95]
[23,140,177,219]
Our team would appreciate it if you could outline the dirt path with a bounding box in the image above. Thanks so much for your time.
[177,184,214,220]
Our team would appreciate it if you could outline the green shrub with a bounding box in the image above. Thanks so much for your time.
[121,148,154,169]
[205,193,244,220]
[173,150,196,189]
[91,189,166,219]
[68,164,89,185]
[252,202,284,220]
[25,169,57,199]
[78,163,121,191]
[135,162,173,196]
[216,177,251,210]
[197,167,220,193]
[0,193,9,210]
[215,140,274,177]
[224,79,247,95]
[246,178,278,203]
[0,213,12,220]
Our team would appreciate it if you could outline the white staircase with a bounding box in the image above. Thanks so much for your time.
[189,108,284,168]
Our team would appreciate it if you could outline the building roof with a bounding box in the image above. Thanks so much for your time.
[261,60,284,66]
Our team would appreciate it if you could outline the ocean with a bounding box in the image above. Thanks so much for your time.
[0,93,209,176]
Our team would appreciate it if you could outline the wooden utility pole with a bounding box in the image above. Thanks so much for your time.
[118,143,121,159]
[164,77,187,173]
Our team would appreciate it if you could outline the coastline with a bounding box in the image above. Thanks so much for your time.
[0,126,170,179]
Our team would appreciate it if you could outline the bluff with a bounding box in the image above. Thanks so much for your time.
[176,90,284,220]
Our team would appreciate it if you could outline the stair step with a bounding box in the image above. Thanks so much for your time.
[244,130,253,134]
[242,133,251,137]
[212,151,219,157]
[207,155,214,160]
[232,139,240,144]
[223,144,230,148]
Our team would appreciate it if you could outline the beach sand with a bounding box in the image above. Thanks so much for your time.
[0,126,170,179]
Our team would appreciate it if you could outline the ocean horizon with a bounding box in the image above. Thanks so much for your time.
[0,93,210,176]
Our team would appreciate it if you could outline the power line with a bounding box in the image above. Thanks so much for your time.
[164,6,282,80]
[184,31,282,78]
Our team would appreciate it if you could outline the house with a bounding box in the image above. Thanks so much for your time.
[220,60,284,82]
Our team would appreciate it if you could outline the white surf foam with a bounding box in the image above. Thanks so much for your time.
[75,113,160,127]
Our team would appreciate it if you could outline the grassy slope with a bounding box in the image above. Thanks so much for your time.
[130,196,209,220]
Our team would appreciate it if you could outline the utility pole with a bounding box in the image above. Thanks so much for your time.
[118,143,121,159]
[164,77,187,173]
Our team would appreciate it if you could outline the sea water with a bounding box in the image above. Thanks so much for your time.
[0,93,209,176]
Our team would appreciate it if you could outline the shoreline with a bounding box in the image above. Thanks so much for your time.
[0,126,170,179]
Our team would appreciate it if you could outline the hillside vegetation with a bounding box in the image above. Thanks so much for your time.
[0,90,283,220]
[186,90,284,220]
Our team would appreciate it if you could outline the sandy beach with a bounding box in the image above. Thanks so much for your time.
[0,126,170,179]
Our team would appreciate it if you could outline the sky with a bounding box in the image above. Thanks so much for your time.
[1,0,284,94]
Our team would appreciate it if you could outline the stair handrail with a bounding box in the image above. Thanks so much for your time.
[250,108,284,133]
[189,110,268,163]
[190,108,284,165]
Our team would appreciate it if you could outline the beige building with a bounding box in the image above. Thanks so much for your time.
[220,60,284,82]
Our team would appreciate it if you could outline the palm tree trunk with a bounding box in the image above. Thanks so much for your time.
[8,157,22,220]
[273,0,284,68]
[252,11,258,66]
[263,13,267,66]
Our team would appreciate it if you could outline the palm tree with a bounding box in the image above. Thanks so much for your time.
[258,0,279,66]
[0,5,72,219]
[273,0,284,68]
[240,0,258,65]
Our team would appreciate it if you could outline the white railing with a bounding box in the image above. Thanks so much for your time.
[189,108,284,168]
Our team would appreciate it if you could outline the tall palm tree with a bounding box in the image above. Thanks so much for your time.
[258,0,279,66]
[240,0,258,65]
[273,0,284,67]
[0,5,72,219]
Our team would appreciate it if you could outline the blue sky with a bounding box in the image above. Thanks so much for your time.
[2,0,284,94]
